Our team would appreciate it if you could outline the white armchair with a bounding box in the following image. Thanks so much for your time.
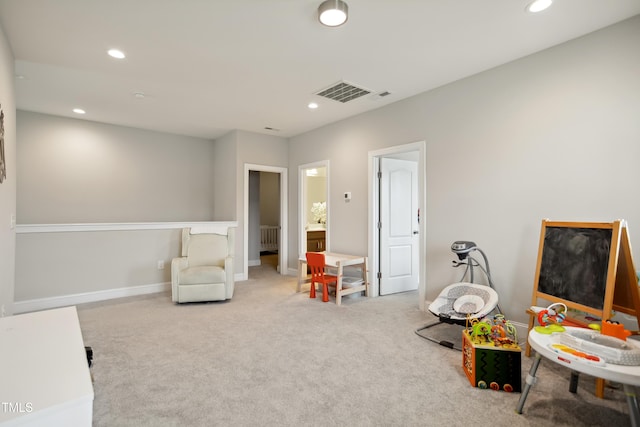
[171,227,235,303]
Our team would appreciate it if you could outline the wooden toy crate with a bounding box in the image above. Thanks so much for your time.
[462,329,522,392]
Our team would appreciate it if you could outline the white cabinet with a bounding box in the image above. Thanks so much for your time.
[0,306,94,426]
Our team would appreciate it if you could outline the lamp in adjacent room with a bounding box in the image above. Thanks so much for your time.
[318,0,349,27]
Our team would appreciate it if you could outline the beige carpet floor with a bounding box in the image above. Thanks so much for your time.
[76,264,634,426]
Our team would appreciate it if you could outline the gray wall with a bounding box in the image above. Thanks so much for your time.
[15,228,180,301]
[288,16,640,323]
[212,131,238,221]
[17,111,217,223]
[235,130,289,275]
[0,24,16,315]
[211,129,288,276]
[13,112,227,303]
[13,121,287,303]
[6,17,640,321]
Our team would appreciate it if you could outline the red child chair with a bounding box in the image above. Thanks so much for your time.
[306,252,338,302]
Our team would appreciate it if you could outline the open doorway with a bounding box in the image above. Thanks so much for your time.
[244,164,288,280]
[368,141,427,310]
[248,171,280,271]
[299,161,329,258]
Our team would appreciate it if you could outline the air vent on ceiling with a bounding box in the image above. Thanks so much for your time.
[315,81,372,103]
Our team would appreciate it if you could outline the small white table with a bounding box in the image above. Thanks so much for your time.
[298,252,369,305]
[0,306,94,426]
[516,327,640,426]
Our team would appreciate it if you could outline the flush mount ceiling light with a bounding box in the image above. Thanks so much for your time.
[107,48,126,59]
[308,102,319,109]
[72,108,86,114]
[318,0,348,27]
[526,0,553,13]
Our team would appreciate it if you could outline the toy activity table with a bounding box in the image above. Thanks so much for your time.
[516,327,640,427]
[297,252,369,305]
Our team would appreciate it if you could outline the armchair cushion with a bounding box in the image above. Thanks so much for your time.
[179,265,226,285]
[186,234,227,267]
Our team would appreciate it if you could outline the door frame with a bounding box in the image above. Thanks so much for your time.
[368,141,427,310]
[243,163,288,280]
[298,160,330,258]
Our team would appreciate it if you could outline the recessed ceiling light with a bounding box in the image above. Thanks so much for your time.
[107,49,126,59]
[308,102,319,109]
[73,108,86,114]
[526,0,553,13]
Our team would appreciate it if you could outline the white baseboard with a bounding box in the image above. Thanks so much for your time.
[16,221,238,234]
[13,269,305,314]
[13,282,171,314]
[248,259,261,267]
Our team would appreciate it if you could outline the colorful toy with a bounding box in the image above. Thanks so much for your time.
[534,302,567,334]
[601,319,632,341]
[467,314,519,348]
[470,319,492,344]
[462,314,522,391]
[548,343,605,366]
[462,328,521,392]
[553,328,640,366]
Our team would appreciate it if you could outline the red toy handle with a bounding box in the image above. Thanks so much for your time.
[537,303,567,326]
[537,310,549,326]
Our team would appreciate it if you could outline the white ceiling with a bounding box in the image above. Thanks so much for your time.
[1,0,639,140]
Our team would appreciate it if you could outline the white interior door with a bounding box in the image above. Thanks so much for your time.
[379,157,419,295]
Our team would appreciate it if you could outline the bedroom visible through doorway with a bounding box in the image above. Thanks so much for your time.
[244,164,288,281]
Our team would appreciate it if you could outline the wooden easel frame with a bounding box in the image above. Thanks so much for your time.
[526,220,640,397]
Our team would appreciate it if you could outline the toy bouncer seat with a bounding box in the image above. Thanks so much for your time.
[416,282,499,350]
[428,282,499,324]
[416,241,503,350]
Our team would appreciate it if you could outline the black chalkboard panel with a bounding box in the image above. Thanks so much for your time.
[537,226,612,310]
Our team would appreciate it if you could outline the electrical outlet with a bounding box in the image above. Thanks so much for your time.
[157,260,165,270]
